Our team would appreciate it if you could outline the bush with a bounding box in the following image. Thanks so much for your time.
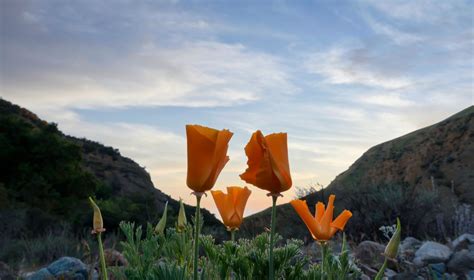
[337,184,438,240]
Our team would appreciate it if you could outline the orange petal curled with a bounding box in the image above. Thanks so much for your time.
[315,202,325,223]
[331,210,352,231]
[265,133,292,192]
[290,200,318,239]
[318,194,335,239]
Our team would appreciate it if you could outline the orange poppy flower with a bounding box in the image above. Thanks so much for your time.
[290,194,352,241]
[239,130,292,194]
[211,186,251,230]
[186,125,233,193]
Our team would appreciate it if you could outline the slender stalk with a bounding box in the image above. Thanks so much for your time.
[97,233,108,280]
[269,195,278,280]
[320,241,328,279]
[193,195,202,280]
[231,229,236,242]
[375,258,388,280]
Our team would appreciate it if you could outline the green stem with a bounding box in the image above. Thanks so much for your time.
[320,242,328,280]
[193,195,202,280]
[375,258,388,280]
[231,229,236,242]
[97,233,108,280]
[269,195,278,280]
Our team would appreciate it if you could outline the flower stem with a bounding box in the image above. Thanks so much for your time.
[193,194,202,280]
[269,194,278,280]
[320,241,328,279]
[375,258,388,280]
[97,233,108,280]
[231,229,236,242]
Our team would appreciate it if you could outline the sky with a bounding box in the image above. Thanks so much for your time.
[1,0,473,218]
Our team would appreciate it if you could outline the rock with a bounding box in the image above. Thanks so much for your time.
[47,257,88,279]
[447,249,474,274]
[0,261,17,280]
[104,249,128,267]
[385,268,397,278]
[451,233,474,251]
[400,237,422,252]
[358,263,378,278]
[354,241,386,268]
[467,270,474,279]
[414,241,452,265]
[400,236,422,253]
[26,268,54,280]
[27,257,89,280]
[400,237,422,261]
[360,274,371,280]
[429,263,446,278]
[389,272,419,279]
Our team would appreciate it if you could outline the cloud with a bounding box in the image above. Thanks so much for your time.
[363,16,423,45]
[2,40,293,110]
[306,47,412,89]
[1,1,295,112]
[361,0,472,24]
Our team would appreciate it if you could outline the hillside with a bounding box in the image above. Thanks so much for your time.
[241,106,474,240]
[0,99,224,241]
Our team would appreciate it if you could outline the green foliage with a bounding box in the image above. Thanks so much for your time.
[113,221,192,280]
[0,114,101,228]
[114,221,360,280]
[338,183,437,239]
[0,224,90,269]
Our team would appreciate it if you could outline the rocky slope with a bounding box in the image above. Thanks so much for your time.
[241,106,474,240]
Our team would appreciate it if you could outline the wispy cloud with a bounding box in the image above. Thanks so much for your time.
[361,0,472,24]
[363,15,423,45]
[306,47,412,89]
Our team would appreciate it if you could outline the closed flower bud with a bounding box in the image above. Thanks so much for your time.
[88,197,105,234]
[177,199,187,232]
[155,201,168,235]
[384,218,401,260]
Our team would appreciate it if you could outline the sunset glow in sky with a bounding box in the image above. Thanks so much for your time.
[1,0,473,217]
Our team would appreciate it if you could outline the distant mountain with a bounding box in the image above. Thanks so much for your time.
[0,99,224,239]
[241,106,474,240]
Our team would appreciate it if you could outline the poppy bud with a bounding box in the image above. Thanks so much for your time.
[177,199,187,232]
[384,218,401,259]
[88,197,105,234]
[155,201,168,235]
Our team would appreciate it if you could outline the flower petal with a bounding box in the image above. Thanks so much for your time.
[315,202,325,223]
[186,125,232,192]
[330,210,352,231]
[202,129,233,190]
[211,190,233,225]
[265,133,292,192]
[186,125,218,191]
[239,131,264,186]
[232,186,251,221]
[318,195,335,240]
[290,200,319,239]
